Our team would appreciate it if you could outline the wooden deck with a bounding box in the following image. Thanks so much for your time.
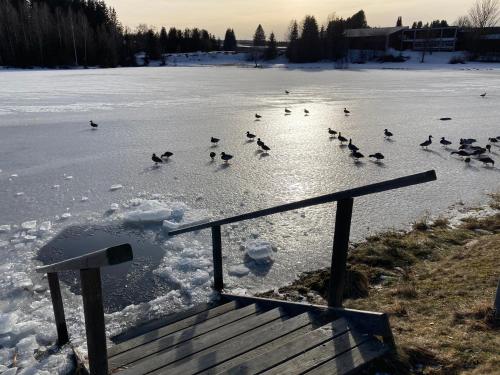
[101,294,391,375]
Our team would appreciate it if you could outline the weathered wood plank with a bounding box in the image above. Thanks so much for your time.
[111,301,222,344]
[36,243,132,273]
[328,198,354,307]
[215,318,350,375]
[109,303,262,368]
[205,324,316,375]
[108,301,241,357]
[305,339,388,375]
[47,272,69,346]
[117,308,287,375]
[168,170,436,235]
[262,328,371,375]
[211,225,223,291]
[156,312,317,375]
[80,268,108,375]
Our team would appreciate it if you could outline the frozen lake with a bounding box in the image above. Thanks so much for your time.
[0,66,499,371]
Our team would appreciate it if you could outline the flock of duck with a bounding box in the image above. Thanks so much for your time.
[88,90,497,168]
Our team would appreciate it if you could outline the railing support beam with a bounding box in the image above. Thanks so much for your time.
[328,198,354,308]
[211,225,224,292]
[47,272,69,346]
[80,268,108,375]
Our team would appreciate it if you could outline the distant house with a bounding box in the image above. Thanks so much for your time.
[458,27,500,61]
[344,27,408,61]
[402,27,459,51]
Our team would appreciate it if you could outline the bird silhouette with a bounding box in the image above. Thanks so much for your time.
[221,152,233,163]
[90,120,98,129]
[384,129,393,138]
[285,90,290,94]
[328,128,337,137]
[369,153,385,161]
[152,153,162,165]
[344,108,350,115]
[211,137,220,145]
[261,144,271,152]
[246,131,256,140]
[348,139,359,152]
[352,151,364,161]
[480,92,487,98]
[304,109,309,115]
[338,133,347,144]
[210,152,216,160]
[161,151,173,159]
[255,114,262,119]
[440,137,452,147]
[257,138,264,148]
[420,135,433,149]
[285,108,292,114]
[478,156,494,166]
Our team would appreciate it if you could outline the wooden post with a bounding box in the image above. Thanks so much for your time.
[211,225,224,292]
[328,198,354,308]
[47,272,69,346]
[80,268,108,375]
[495,279,500,320]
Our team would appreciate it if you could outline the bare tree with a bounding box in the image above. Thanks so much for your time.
[454,15,472,27]
[468,0,500,28]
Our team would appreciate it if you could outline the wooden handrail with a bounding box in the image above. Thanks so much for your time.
[37,243,133,375]
[35,243,133,273]
[168,170,437,236]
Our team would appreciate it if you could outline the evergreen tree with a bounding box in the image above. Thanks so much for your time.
[412,21,418,29]
[286,20,299,62]
[265,32,278,60]
[298,15,321,62]
[396,16,403,27]
[159,27,168,54]
[347,10,368,28]
[417,21,423,28]
[253,24,266,46]
[223,28,237,51]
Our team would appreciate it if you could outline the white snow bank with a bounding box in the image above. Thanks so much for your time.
[244,239,274,264]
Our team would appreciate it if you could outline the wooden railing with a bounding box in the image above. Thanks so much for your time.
[36,243,133,375]
[169,170,437,307]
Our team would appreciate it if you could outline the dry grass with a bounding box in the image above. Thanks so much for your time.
[259,209,500,374]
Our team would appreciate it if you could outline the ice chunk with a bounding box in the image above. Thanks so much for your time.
[81,196,89,202]
[191,270,211,285]
[38,221,52,233]
[0,224,11,233]
[10,174,18,178]
[64,175,73,180]
[110,184,123,191]
[23,235,37,243]
[15,192,25,196]
[0,313,17,334]
[228,264,250,277]
[109,203,120,212]
[162,220,180,231]
[123,200,171,224]
[244,239,274,264]
[21,220,37,231]
[60,213,71,220]
[52,184,60,189]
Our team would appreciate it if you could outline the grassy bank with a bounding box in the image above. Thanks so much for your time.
[259,195,500,374]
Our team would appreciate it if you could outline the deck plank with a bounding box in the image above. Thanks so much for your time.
[305,339,388,375]
[111,301,221,344]
[117,307,287,375]
[215,318,350,375]
[108,300,240,358]
[109,303,261,368]
[262,327,370,375]
[155,312,318,375]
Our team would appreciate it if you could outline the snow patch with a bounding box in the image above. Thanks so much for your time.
[110,184,123,191]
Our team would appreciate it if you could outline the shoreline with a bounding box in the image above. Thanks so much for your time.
[2,51,500,72]
[257,193,500,374]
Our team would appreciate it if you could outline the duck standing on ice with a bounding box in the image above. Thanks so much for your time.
[221,152,233,163]
[90,120,98,129]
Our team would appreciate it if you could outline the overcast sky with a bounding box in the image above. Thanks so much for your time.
[105,0,474,39]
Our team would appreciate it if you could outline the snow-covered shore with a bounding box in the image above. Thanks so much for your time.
[2,50,499,72]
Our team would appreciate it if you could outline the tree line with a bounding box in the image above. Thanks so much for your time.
[249,10,368,63]
[0,0,228,67]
